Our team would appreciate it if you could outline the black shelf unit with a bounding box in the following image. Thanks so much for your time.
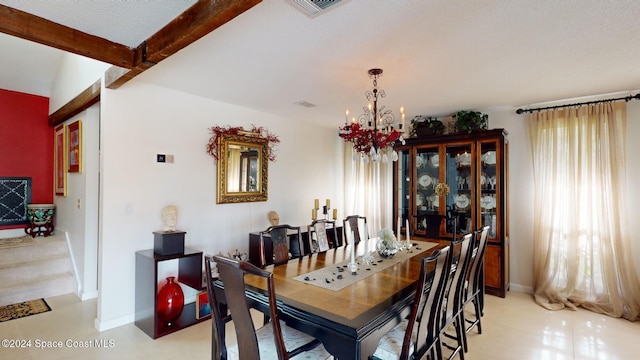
[135,247,206,339]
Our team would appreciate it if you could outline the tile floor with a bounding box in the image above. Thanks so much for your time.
[0,291,638,359]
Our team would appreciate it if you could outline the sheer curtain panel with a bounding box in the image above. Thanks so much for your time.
[343,144,393,234]
[529,100,640,321]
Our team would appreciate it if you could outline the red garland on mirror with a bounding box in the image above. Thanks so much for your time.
[206,125,280,163]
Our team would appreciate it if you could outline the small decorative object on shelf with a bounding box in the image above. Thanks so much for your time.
[453,110,489,133]
[376,228,399,258]
[157,276,184,327]
[409,115,445,137]
[434,182,450,197]
[25,204,56,237]
[311,198,337,221]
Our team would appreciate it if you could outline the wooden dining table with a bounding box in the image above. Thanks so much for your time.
[217,238,444,360]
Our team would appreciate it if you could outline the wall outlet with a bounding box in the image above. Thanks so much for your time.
[157,154,166,163]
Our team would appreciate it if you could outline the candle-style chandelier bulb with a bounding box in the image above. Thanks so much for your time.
[339,68,406,162]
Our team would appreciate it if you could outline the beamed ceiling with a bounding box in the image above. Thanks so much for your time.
[2,1,640,129]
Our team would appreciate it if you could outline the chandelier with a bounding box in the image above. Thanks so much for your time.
[339,68,405,162]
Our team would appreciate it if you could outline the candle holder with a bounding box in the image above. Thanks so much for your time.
[312,198,337,221]
[347,260,359,273]
[361,251,374,265]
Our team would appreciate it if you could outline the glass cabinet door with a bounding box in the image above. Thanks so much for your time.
[414,147,440,236]
[445,143,474,235]
[479,140,498,238]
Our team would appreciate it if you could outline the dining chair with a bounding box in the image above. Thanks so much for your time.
[439,232,474,360]
[212,255,332,360]
[260,224,303,266]
[423,214,446,239]
[204,255,233,360]
[461,226,490,352]
[371,246,452,360]
[343,215,367,245]
[307,219,337,253]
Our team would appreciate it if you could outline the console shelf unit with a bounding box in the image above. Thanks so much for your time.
[135,247,205,339]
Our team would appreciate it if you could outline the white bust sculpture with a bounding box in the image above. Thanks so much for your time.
[268,211,280,226]
[161,205,178,232]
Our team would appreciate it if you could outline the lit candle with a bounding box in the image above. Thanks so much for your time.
[351,116,356,124]
[345,109,349,123]
[314,199,319,209]
[326,199,330,208]
[332,208,338,220]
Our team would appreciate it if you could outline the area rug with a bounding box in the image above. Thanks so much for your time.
[0,235,36,249]
[0,298,51,322]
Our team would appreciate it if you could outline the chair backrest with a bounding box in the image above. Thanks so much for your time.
[343,215,367,245]
[401,246,451,359]
[466,226,490,300]
[423,214,445,239]
[204,255,232,360]
[261,224,302,265]
[213,255,289,360]
[308,219,337,253]
[442,233,474,323]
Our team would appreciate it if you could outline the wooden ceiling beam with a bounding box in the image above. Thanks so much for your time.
[0,4,135,68]
[106,0,262,89]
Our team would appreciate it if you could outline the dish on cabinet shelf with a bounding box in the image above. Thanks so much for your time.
[418,174,433,188]
[481,195,496,209]
[482,151,496,165]
[457,152,472,166]
[416,154,425,168]
[429,154,439,167]
[416,193,425,207]
[428,194,439,208]
[454,194,470,210]
[480,174,487,186]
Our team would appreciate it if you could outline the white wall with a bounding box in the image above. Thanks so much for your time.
[96,81,342,330]
[49,53,109,114]
[53,104,100,301]
[49,53,104,301]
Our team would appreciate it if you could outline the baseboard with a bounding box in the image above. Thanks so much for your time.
[80,290,98,301]
[94,313,134,332]
[508,283,533,294]
[0,228,27,238]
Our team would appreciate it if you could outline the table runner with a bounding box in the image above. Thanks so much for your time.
[292,241,438,291]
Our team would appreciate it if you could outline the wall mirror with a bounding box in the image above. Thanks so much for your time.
[217,132,268,203]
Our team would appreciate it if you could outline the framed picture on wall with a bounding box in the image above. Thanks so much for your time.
[54,124,67,196]
[68,120,82,173]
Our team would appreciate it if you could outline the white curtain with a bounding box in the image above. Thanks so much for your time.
[343,144,394,237]
[529,100,640,321]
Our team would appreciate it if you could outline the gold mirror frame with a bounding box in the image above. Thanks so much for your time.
[217,132,268,204]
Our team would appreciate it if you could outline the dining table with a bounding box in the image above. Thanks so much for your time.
[216,237,444,360]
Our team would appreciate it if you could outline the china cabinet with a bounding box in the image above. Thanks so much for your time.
[393,129,509,297]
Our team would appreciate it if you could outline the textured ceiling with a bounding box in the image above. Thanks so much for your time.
[2,0,640,128]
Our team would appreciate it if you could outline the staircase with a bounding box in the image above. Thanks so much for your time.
[0,234,76,306]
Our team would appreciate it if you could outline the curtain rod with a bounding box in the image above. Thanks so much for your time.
[515,93,640,114]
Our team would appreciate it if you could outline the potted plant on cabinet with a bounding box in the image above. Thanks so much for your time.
[409,115,445,137]
[453,111,488,133]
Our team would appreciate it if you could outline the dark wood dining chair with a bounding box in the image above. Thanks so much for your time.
[343,215,367,245]
[371,246,452,360]
[307,219,337,253]
[212,255,331,360]
[259,224,303,266]
[461,226,490,352]
[204,255,233,360]
[439,232,474,360]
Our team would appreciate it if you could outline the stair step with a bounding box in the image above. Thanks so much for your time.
[0,235,67,265]
[0,255,72,286]
[0,272,75,306]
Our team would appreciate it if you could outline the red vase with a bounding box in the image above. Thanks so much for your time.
[157,276,184,327]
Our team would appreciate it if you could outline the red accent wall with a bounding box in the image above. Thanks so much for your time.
[0,89,52,229]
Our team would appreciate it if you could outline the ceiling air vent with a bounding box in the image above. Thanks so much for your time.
[287,0,349,17]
